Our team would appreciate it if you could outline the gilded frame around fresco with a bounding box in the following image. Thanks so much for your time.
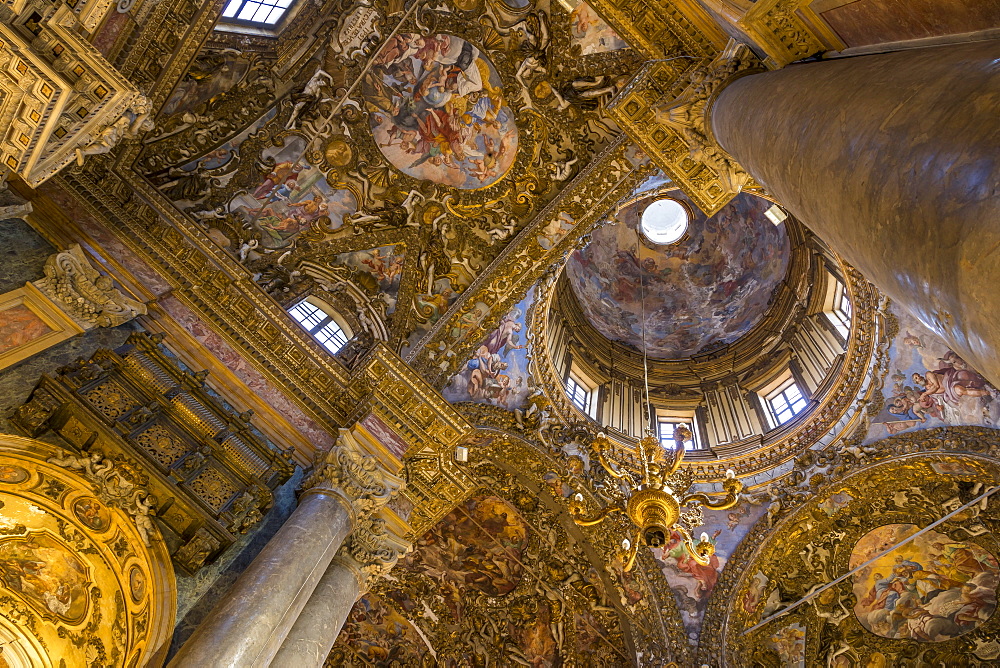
[0,282,85,371]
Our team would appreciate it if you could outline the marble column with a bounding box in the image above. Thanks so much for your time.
[270,515,411,668]
[168,430,404,668]
[710,39,1000,386]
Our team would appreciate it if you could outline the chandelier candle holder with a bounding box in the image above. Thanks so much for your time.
[569,429,743,571]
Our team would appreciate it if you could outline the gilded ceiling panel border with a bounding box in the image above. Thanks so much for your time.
[697,426,1000,666]
[406,138,656,385]
[55,165,355,439]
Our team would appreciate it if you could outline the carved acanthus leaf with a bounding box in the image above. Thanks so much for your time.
[339,515,412,592]
[302,429,405,519]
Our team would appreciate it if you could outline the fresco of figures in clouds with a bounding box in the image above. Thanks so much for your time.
[564,0,629,55]
[566,193,790,359]
[867,308,1000,441]
[443,287,536,411]
[850,523,998,643]
[364,33,519,190]
[653,503,769,643]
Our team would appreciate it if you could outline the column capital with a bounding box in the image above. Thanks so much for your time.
[608,39,763,215]
[336,515,412,594]
[301,429,405,523]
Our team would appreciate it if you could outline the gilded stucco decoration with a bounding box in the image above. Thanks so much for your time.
[0,435,175,668]
[329,433,691,666]
[138,0,643,359]
[0,3,150,187]
[607,39,762,215]
[32,244,146,329]
[42,0,666,457]
[697,427,1000,667]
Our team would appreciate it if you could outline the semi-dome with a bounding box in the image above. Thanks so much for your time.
[565,191,791,359]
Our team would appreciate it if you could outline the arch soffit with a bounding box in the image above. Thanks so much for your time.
[0,434,176,668]
[696,426,1000,667]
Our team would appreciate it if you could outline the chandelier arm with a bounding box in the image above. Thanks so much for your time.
[680,490,741,511]
[680,474,743,510]
[570,504,625,526]
[595,449,630,481]
[621,529,642,572]
[677,525,714,567]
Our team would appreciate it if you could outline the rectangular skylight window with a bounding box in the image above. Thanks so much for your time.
[222,0,294,25]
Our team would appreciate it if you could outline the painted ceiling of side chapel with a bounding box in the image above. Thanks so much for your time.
[141,0,642,359]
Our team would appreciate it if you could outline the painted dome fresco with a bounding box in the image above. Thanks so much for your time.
[565,192,791,358]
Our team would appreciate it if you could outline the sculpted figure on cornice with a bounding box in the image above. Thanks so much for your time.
[697,426,1000,667]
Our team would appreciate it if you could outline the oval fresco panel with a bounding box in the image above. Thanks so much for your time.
[849,523,999,642]
[0,532,91,623]
[0,465,28,484]
[364,33,518,189]
[72,497,111,533]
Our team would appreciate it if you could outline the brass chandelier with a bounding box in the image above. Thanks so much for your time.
[568,211,743,571]
[569,429,743,570]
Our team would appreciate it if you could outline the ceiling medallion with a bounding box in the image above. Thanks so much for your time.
[639,196,690,246]
[363,33,518,190]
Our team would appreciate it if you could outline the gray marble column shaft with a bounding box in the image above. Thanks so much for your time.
[268,555,364,668]
[167,490,355,668]
[711,39,1000,387]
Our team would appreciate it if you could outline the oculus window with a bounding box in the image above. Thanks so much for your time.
[289,300,349,354]
[763,377,808,428]
[640,198,689,246]
[221,0,294,25]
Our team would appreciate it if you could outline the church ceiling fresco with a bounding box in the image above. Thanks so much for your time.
[867,307,1000,441]
[565,191,790,358]
[695,428,1000,667]
[140,0,645,357]
[443,286,537,411]
[327,436,692,666]
[565,0,629,55]
[655,502,768,645]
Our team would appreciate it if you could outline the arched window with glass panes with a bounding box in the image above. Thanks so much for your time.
[221,0,294,25]
[288,298,351,354]
[823,274,852,341]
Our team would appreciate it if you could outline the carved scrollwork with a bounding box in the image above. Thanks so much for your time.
[302,429,405,519]
[338,515,412,593]
[45,449,158,546]
[33,245,146,329]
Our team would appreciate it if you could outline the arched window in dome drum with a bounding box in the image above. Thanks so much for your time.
[763,376,809,428]
[656,416,700,451]
[824,277,852,341]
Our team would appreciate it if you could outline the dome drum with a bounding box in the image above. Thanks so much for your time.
[531,191,884,480]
